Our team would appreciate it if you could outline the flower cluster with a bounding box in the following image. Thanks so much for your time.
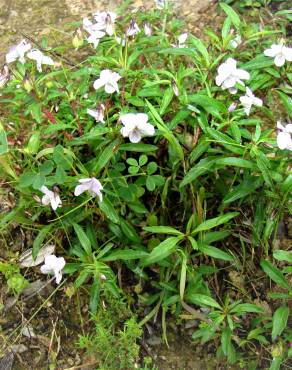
[5,40,55,72]
[40,177,103,211]
[216,42,292,149]
[83,11,117,48]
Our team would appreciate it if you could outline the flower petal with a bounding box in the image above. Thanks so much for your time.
[74,184,88,196]
[283,46,292,61]
[138,122,155,136]
[274,54,285,67]
[277,132,290,149]
[129,130,142,143]
[236,69,250,81]
[93,78,105,90]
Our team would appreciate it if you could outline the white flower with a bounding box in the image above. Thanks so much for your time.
[239,87,263,116]
[215,58,250,94]
[40,254,66,284]
[120,113,155,143]
[116,36,126,46]
[87,103,105,123]
[178,33,188,48]
[93,69,121,94]
[143,23,152,37]
[264,44,292,67]
[27,49,55,72]
[276,121,292,151]
[230,34,242,49]
[155,0,167,9]
[6,40,31,64]
[40,185,62,211]
[172,33,188,48]
[126,19,140,37]
[93,11,117,36]
[83,17,106,48]
[74,178,103,201]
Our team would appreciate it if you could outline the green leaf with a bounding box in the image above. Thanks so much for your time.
[32,225,53,259]
[241,55,274,70]
[146,99,184,160]
[200,245,234,262]
[192,212,239,233]
[230,303,264,314]
[272,305,289,341]
[189,36,210,65]
[158,47,195,57]
[273,250,292,263]
[139,154,148,166]
[73,223,92,255]
[93,139,119,174]
[160,87,174,115]
[215,157,255,169]
[102,249,149,262]
[143,226,184,235]
[276,90,292,116]
[89,279,100,313]
[180,254,187,300]
[146,176,156,191]
[120,220,140,243]
[260,260,290,290]
[119,143,158,152]
[0,123,8,155]
[221,327,232,356]
[100,198,120,224]
[188,94,227,118]
[223,177,262,204]
[180,157,216,187]
[220,3,241,29]
[147,162,157,175]
[187,293,221,309]
[141,236,181,266]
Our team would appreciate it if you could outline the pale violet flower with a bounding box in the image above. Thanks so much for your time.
[277,121,292,151]
[27,49,55,72]
[83,17,106,48]
[40,254,66,284]
[215,58,250,94]
[239,87,263,116]
[144,23,152,37]
[120,113,155,143]
[6,40,31,64]
[87,103,105,123]
[228,102,237,113]
[155,0,167,9]
[126,19,140,37]
[93,11,117,36]
[93,69,121,94]
[264,44,292,67]
[74,178,103,201]
[40,185,62,211]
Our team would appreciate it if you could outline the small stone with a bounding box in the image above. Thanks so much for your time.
[146,335,162,346]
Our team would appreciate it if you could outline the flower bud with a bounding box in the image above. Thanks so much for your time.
[172,81,179,96]
[72,28,84,49]
[228,102,237,113]
[23,74,32,92]
[0,65,10,88]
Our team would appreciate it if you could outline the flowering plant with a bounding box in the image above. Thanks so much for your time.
[0,2,291,368]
